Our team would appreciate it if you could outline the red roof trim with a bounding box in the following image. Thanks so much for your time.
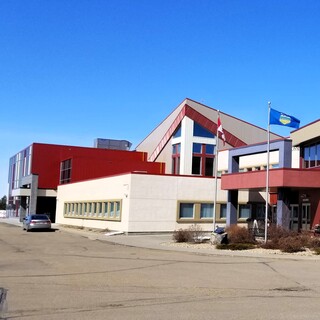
[149,104,247,161]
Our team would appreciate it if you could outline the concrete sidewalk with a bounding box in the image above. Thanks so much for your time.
[1,217,320,260]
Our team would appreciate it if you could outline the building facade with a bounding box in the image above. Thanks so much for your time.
[8,98,320,233]
[7,143,165,222]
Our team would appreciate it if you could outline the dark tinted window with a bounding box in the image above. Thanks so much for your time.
[32,215,50,220]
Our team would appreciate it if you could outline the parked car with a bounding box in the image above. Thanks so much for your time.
[22,214,52,231]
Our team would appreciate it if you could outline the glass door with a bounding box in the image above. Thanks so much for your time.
[289,205,299,231]
[301,203,311,230]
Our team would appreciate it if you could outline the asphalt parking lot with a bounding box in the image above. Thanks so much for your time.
[1,220,320,320]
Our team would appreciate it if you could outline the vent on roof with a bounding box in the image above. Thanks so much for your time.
[94,138,132,151]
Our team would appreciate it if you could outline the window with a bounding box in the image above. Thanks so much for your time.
[239,204,251,219]
[173,125,181,138]
[104,202,109,217]
[60,159,72,184]
[115,202,121,218]
[192,156,201,174]
[92,203,96,217]
[64,200,122,221]
[192,143,215,176]
[256,204,265,220]
[205,144,214,154]
[179,203,194,219]
[172,144,181,174]
[97,202,102,217]
[220,204,227,219]
[304,142,320,168]
[178,202,224,221]
[200,203,213,218]
[110,202,115,218]
[205,158,214,176]
[193,122,215,138]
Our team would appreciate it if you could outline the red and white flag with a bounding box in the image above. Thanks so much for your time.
[217,116,226,145]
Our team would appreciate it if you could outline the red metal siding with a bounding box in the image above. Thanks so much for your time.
[31,143,165,189]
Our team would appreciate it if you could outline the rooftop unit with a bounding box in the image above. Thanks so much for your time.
[94,138,132,151]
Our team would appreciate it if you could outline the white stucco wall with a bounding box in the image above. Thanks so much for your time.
[56,174,132,231]
[56,173,229,233]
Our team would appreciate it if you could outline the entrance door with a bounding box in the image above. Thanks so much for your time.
[301,203,311,230]
[289,204,299,231]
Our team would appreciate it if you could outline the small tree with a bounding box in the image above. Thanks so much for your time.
[0,195,7,210]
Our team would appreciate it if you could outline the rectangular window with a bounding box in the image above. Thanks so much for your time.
[92,203,96,217]
[71,203,75,215]
[200,203,213,218]
[97,202,102,217]
[310,145,316,167]
[78,203,82,216]
[205,144,214,154]
[110,202,115,218]
[193,143,202,153]
[239,204,251,219]
[192,156,201,174]
[60,159,72,184]
[205,157,213,176]
[172,144,181,174]
[179,203,194,219]
[104,202,109,217]
[256,204,265,220]
[115,201,121,218]
[220,204,227,219]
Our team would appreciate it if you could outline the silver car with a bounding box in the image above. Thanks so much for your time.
[22,214,52,231]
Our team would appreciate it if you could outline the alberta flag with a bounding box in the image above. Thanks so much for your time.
[269,108,300,129]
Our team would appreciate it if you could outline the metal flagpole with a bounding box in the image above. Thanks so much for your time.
[213,111,220,232]
[265,102,271,243]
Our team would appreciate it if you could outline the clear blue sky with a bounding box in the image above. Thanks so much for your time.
[1,0,319,197]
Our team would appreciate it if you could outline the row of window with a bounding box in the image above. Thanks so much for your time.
[64,200,121,221]
[178,202,266,221]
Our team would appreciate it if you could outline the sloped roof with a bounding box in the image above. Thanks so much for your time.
[136,98,283,161]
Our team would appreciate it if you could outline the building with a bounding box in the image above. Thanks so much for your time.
[221,119,320,231]
[7,142,165,222]
[8,98,320,233]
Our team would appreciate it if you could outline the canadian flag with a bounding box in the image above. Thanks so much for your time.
[217,116,226,145]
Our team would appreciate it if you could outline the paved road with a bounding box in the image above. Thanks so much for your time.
[1,223,320,320]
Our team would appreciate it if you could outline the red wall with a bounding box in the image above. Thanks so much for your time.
[31,143,165,189]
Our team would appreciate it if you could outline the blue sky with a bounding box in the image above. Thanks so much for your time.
[1,0,319,197]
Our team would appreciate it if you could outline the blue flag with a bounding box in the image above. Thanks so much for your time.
[269,108,300,129]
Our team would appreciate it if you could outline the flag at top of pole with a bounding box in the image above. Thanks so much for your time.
[269,108,300,129]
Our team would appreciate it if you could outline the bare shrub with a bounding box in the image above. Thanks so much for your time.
[172,228,192,243]
[188,224,205,242]
[261,225,299,250]
[278,236,305,253]
[225,225,256,244]
[172,224,206,243]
